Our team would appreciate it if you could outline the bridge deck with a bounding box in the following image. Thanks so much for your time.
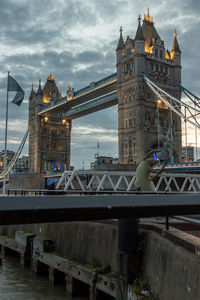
[0,194,200,225]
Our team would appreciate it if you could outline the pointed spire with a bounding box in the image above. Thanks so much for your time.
[144,8,153,23]
[172,29,181,53]
[48,72,54,81]
[116,26,125,50]
[135,15,145,41]
[29,83,36,99]
[36,79,43,95]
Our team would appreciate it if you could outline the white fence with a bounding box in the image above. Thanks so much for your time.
[55,170,200,193]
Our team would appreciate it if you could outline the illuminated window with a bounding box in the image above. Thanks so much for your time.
[157,98,168,109]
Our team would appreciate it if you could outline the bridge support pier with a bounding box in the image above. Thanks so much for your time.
[117,218,139,300]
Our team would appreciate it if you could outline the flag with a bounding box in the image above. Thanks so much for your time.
[8,75,25,106]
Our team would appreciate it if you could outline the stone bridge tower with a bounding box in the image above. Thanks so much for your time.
[117,10,182,164]
[28,74,71,174]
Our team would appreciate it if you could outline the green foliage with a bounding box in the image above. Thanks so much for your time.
[132,275,155,300]
[7,235,14,239]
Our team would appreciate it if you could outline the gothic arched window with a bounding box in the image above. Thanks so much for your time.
[155,48,158,58]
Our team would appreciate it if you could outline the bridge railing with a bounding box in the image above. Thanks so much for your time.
[55,170,200,193]
[74,73,117,97]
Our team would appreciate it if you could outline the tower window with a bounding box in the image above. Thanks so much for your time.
[160,50,163,59]
[129,139,132,148]
[129,119,132,127]
[155,48,158,58]
[133,144,136,155]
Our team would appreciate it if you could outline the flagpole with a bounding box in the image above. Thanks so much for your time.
[3,71,9,195]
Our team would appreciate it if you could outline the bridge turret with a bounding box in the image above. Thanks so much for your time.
[134,15,145,53]
[171,30,181,62]
[29,84,36,100]
[43,73,61,104]
[170,30,181,86]
[116,27,124,64]
[36,79,43,96]
[134,15,145,78]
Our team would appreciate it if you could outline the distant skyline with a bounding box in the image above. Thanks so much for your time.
[0,0,200,168]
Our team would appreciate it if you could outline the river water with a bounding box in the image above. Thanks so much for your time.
[0,256,88,300]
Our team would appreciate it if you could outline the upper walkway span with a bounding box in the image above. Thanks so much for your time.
[38,73,117,117]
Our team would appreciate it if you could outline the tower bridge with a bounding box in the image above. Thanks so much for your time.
[28,9,183,174]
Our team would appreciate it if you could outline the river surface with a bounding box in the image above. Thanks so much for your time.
[0,256,88,300]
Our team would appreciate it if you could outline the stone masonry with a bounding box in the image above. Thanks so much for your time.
[117,10,182,164]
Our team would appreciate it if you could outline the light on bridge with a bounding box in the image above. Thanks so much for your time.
[62,119,66,124]
[44,117,48,122]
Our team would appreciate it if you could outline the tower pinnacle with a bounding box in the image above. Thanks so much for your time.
[36,79,43,95]
[171,29,181,55]
[135,15,145,41]
[144,8,153,23]
[138,14,141,25]
[29,83,35,99]
[116,26,125,50]
[48,72,54,81]
[174,29,177,38]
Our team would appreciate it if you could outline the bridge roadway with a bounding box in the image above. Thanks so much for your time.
[0,193,200,225]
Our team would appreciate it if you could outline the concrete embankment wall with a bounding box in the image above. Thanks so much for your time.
[142,224,200,300]
[0,221,118,272]
[1,221,200,300]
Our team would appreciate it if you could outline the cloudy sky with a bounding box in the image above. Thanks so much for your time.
[0,0,200,169]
